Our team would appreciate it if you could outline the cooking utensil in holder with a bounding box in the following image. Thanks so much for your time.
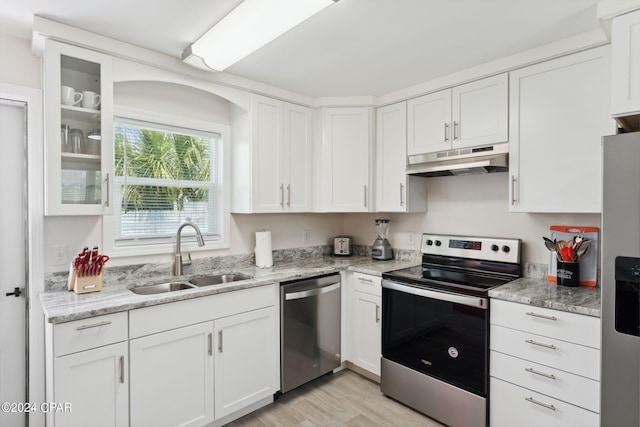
[68,263,104,294]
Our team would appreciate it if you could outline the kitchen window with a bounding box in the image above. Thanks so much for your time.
[104,109,230,256]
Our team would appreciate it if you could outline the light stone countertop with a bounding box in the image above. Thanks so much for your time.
[489,277,601,317]
[40,256,418,324]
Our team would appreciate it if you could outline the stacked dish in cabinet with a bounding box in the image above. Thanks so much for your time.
[489,299,600,427]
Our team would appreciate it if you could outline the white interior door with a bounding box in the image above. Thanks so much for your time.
[0,98,28,427]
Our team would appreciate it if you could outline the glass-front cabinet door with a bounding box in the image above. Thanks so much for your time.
[44,40,113,215]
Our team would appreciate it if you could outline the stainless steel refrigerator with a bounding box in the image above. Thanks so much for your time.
[601,132,640,426]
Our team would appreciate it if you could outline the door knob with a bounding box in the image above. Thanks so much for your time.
[5,287,23,297]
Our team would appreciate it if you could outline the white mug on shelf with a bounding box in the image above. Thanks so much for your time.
[81,91,101,110]
[61,85,83,106]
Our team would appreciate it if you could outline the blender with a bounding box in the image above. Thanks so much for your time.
[372,219,393,260]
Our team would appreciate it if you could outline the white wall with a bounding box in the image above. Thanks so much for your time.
[0,33,41,89]
[344,172,600,266]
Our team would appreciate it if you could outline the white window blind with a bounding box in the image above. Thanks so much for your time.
[113,117,222,245]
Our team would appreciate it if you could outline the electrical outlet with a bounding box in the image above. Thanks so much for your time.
[52,244,68,265]
[303,229,310,243]
[407,232,415,246]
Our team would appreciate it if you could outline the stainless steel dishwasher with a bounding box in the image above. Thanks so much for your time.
[280,273,341,393]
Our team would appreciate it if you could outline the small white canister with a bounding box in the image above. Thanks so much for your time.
[255,230,273,268]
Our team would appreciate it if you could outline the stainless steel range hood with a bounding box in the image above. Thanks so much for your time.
[406,143,509,177]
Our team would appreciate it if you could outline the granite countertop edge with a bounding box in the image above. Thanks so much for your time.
[488,277,601,318]
[40,256,416,324]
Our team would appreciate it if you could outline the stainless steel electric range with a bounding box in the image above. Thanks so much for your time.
[381,233,521,427]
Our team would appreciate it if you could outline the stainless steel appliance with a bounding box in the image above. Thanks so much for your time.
[406,142,509,177]
[601,132,640,426]
[381,234,521,427]
[333,236,352,256]
[280,273,341,394]
[372,218,392,260]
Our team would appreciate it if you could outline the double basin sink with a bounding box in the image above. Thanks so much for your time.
[130,273,252,295]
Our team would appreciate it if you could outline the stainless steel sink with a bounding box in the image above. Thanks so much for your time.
[189,273,252,287]
[130,281,197,295]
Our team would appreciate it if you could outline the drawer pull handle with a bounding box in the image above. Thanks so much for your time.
[525,367,556,380]
[76,320,112,331]
[359,277,373,283]
[525,339,556,350]
[525,396,556,411]
[526,311,557,321]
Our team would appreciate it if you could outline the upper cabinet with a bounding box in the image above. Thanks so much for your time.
[375,102,427,212]
[407,74,508,156]
[316,107,374,212]
[611,8,640,130]
[231,94,312,213]
[509,46,615,213]
[44,40,114,215]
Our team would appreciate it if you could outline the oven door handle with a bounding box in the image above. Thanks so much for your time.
[382,280,487,309]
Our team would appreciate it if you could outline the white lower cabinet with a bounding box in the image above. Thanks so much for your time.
[214,307,278,421]
[53,342,128,427]
[346,272,382,377]
[129,322,215,427]
[489,299,601,427]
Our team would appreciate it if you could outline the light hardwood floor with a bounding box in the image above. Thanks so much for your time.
[228,369,444,427]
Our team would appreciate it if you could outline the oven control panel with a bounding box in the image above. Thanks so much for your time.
[421,234,520,263]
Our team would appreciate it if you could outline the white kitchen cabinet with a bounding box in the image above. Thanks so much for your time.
[489,299,601,427]
[375,102,427,212]
[611,8,640,128]
[317,107,374,212]
[407,74,508,155]
[508,46,615,213]
[130,322,215,427]
[214,306,278,421]
[47,313,129,427]
[231,94,312,213]
[44,39,113,215]
[347,272,382,378]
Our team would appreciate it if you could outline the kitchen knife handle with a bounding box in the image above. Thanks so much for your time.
[525,397,556,411]
[287,184,291,207]
[119,356,125,384]
[218,330,223,353]
[208,333,213,356]
[105,173,110,207]
[525,339,556,350]
[444,123,449,142]
[280,184,284,207]
[400,183,404,207]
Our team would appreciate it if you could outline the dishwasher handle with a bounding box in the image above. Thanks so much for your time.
[285,282,341,301]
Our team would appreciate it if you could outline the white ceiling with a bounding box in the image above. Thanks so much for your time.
[0,0,604,98]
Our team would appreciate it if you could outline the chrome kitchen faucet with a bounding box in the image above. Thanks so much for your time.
[174,221,205,276]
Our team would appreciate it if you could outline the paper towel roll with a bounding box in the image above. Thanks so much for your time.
[255,231,273,268]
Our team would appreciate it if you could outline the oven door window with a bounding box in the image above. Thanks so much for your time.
[382,286,488,396]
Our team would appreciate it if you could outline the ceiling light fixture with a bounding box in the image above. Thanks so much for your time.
[182,0,338,72]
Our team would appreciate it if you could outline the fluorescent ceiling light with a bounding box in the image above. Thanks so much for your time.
[183,0,337,72]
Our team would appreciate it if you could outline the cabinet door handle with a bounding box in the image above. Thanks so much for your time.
[287,184,291,207]
[525,339,556,350]
[218,330,223,353]
[280,184,284,207]
[525,396,556,411]
[444,123,449,142]
[105,173,110,207]
[119,355,125,384]
[453,121,459,140]
[375,305,380,323]
[525,367,556,380]
[364,185,367,208]
[76,320,112,331]
[526,311,557,321]
[511,175,517,206]
[208,332,213,356]
[400,183,404,207]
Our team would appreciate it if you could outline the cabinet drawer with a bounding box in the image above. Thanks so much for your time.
[351,272,381,296]
[490,325,600,380]
[54,312,128,357]
[490,377,599,427]
[490,299,600,348]
[490,350,600,412]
